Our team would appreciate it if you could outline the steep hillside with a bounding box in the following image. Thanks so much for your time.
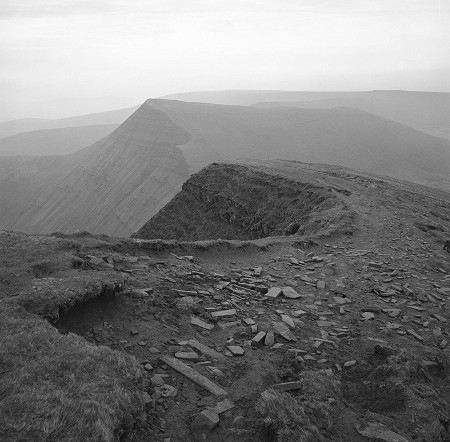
[0,124,117,156]
[0,106,137,139]
[162,90,450,140]
[1,98,448,236]
[135,162,354,241]
[149,99,450,191]
[0,102,190,236]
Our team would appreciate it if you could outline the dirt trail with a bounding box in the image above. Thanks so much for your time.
[52,205,450,441]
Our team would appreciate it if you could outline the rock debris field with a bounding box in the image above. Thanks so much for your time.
[1,161,450,442]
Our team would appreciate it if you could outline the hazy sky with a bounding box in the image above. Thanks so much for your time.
[1,0,449,120]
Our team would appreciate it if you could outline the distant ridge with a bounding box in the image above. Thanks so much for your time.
[0,98,448,236]
[0,106,138,139]
[0,124,118,156]
[161,90,450,140]
[148,99,450,190]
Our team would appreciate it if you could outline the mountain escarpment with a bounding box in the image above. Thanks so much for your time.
[134,162,354,241]
[0,102,190,236]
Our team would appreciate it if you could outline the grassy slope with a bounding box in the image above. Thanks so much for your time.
[0,232,144,442]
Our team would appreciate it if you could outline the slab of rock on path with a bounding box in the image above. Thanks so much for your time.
[251,331,267,346]
[227,345,245,356]
[280,314,295,329]
[191,399,234,441]
[273,322,297,341]
[190,316,214,330]
[175,351,199,361]
[356,421,410,442]
[160,356,228,396]
[191,409,219,441]
[265,287,282,298]
[187,339,226,361]
[281,286,302,299]
[211,309,236,318]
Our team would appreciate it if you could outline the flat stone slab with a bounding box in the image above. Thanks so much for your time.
[190,316,214,330]
[175,351,199,361]
[334,297,349,304]
[281,314,295,329]
[273,322,297,341]
[210,398,234,414]
[282,286,301,299]
[211,309,237,317]
[299,276,318,284]
[272,381,303,392]
[161,356,228,396]
[316,281,326,289]
[432,313,447,322]
[227,345,245,356]
[265,287,282,298]
[253,267,263,276]
[356,422,409,442]
[361,312,375,320]
[191,409,219,440]
[291,310,307,317]
[187,339,226,361]
[317,320,335,327]
[218,320,242,329]
[175,289,198,296]
[251,331,267,346]
[407,329,423,341]
[264,331,275,346]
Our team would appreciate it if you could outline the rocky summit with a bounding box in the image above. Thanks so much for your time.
[1,159,450,442]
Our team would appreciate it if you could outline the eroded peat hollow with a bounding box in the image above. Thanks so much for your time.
[1,160,450,442]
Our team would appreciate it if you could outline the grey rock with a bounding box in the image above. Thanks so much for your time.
[175,351,199,361]
[176,296,197,310]
[356,421,409,442]
[227,345,245,356]
[264,331,275,346]
[273,322,297,341]
[281,286,301,299]
[191,409,219,441]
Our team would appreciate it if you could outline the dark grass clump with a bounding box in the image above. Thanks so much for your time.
[0,303,144,442]
[342,347,450,442]
[256,370,340,442]
[14,272,125,322]
[256,389,323,442]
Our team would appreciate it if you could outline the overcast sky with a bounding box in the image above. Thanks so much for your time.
[1,0,449,120]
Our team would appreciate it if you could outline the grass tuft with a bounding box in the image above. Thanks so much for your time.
[256,370,340,442]
[0,303,143,442]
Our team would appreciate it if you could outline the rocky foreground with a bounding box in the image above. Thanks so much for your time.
[1,161,450,442]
